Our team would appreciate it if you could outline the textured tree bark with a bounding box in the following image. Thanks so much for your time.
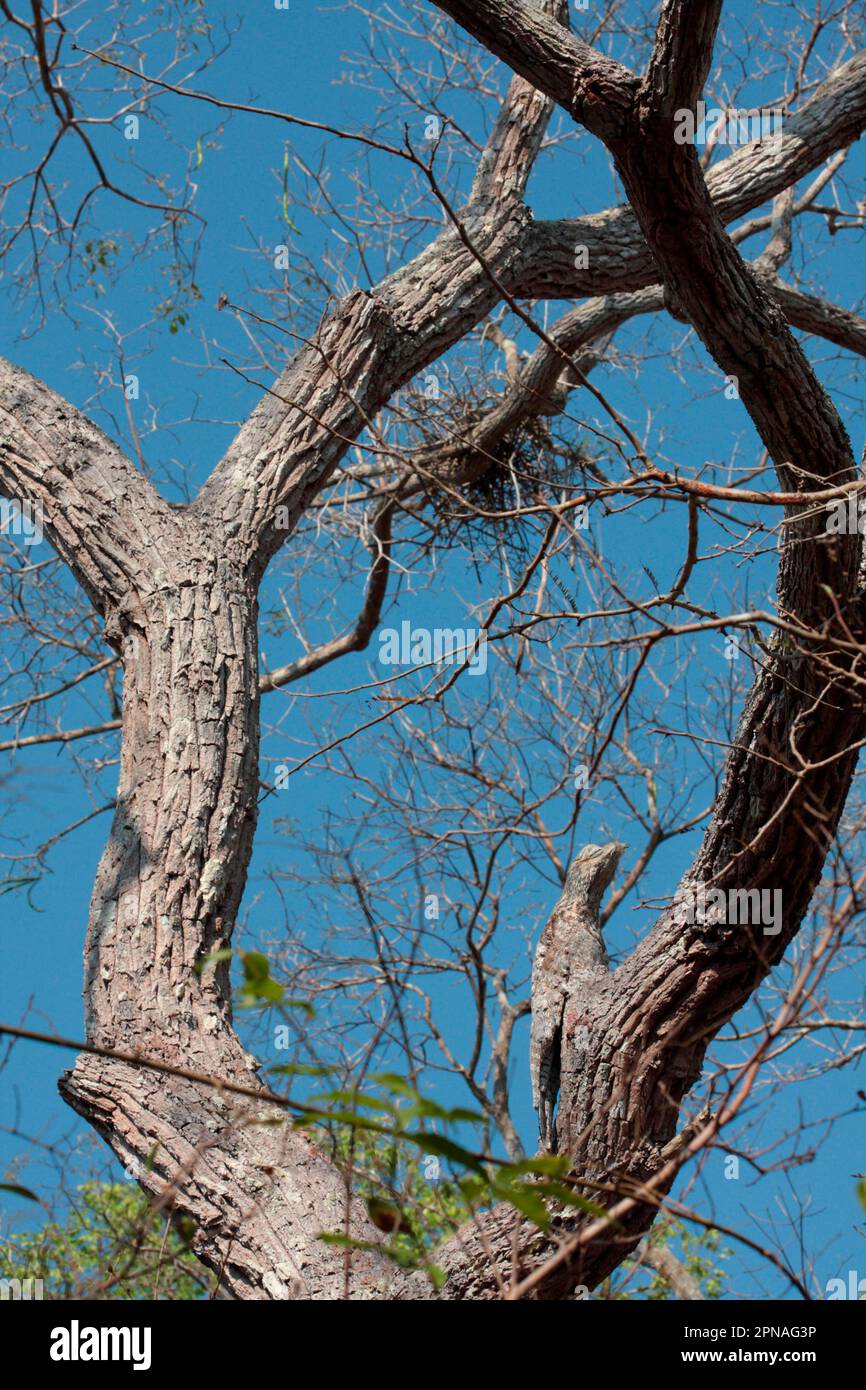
[3,0,866,1300]
[57,529,391,1298]
[0,15,566,1298]
[412,0,866,1301]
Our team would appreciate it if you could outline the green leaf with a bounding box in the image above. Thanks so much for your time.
[267,1063,332,1078]
[371,1072,416,1096]
[508,1155,572,1178]
[324,1091,397,1115]
[279,997,315,1016]
[318,1232,382,1253]
[0,876,42,910]
[457,1175,489,1205]
[0,1181,205,1299]
[532,1182,610,1221]
[405,1132,486,1175]
[401,1098,484,1126]
[401,1097,453,1122]
[239,951,284,1005]
[294,1108,391,1136]
[281,145,302,235]
[494,1183,550,1231]
[441,1106,485,1125]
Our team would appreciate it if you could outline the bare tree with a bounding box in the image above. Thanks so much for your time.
[2,0,866,1299]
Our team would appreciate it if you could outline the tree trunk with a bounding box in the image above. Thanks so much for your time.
[59,535,387,1298]
[5,0,866,1300]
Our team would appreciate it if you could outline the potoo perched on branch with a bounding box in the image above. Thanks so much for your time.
[531,842,625,1152]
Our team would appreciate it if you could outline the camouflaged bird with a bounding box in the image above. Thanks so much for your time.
[530,842,625,1152]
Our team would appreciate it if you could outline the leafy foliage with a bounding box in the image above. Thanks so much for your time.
[0,1182,209,1300]
[211,953,729,1296]
[284,1071,606,1287]
[605,1218,731,1301]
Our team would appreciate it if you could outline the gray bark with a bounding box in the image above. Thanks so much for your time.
[2,0,866,1298]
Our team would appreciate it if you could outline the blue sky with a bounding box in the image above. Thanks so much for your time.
[1,0,865,1299]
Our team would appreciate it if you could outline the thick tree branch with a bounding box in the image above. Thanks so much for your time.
[409,0,866,1302]
[765,276,866,356]
[0,355,171,619]
[643,0,723,118]
[518,50,866,298]
[191,45,866,586]
[193,21,560,578]
[6,4,866,1305]
[469,0,569,203]
[429,0,637,141]
[638,1240,705,1300]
